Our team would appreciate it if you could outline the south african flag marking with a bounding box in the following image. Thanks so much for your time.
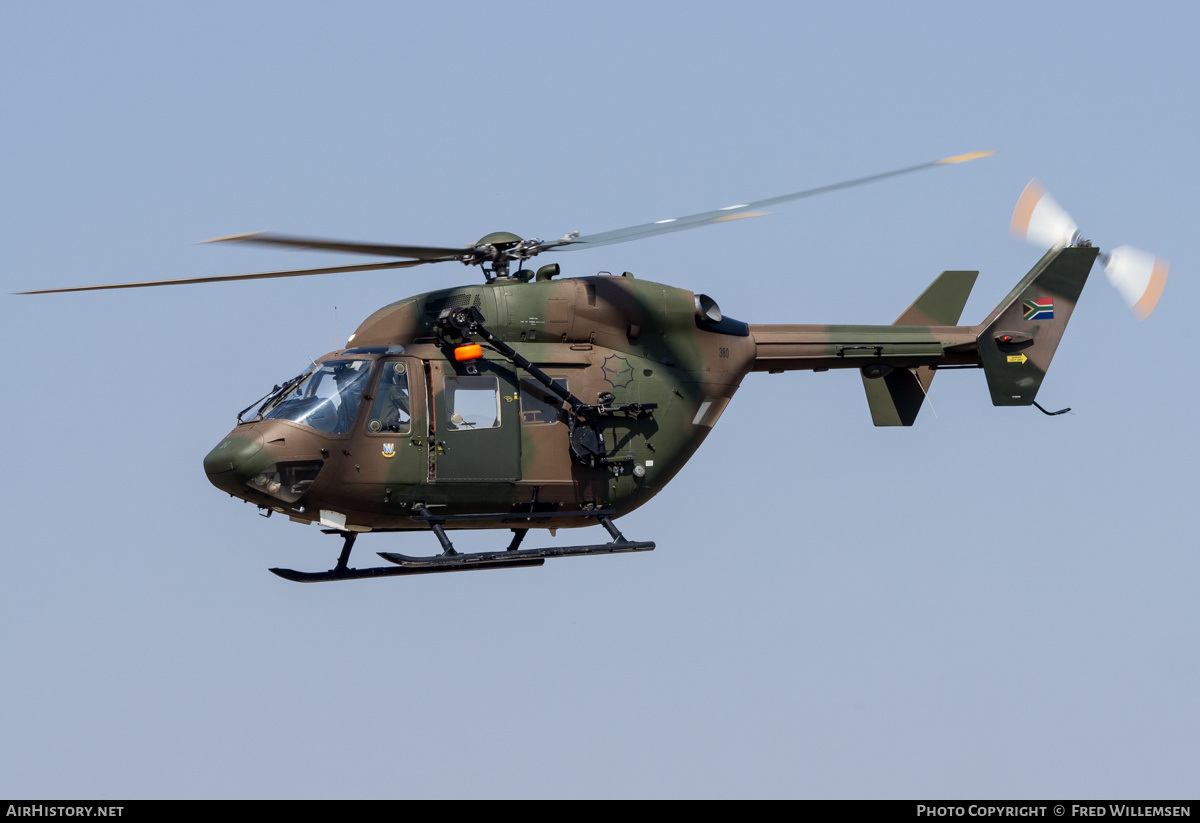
[1023,297,1054,320]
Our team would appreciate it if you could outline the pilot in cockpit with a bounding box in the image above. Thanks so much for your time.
[368,361,411,433]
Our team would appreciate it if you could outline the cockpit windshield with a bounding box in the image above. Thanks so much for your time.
[258,359,373,435]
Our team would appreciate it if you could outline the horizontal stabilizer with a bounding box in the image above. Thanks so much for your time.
[861,269,979,426]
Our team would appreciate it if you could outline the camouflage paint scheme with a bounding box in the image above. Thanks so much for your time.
[203,245,1096,534]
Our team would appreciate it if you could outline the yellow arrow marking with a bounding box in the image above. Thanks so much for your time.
[1007,353,1028,364]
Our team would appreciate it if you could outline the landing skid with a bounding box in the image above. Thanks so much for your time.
[269,509,654,583]
[269,555,546,582]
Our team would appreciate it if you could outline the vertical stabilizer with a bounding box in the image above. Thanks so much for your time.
[976,246,1097,406]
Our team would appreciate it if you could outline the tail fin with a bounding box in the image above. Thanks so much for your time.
[861,270,978,426]
[893,270,979,327]
[975,246,1097,406]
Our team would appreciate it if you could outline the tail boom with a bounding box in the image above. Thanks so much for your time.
[749,324,978,374]
[748,246,1097,420]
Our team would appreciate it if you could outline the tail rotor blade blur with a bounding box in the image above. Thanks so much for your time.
[1104,245,1169,321]
[1010,179,1169,321]
[1011,180,1080,248]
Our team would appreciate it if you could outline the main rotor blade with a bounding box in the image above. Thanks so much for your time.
[203,232,473,260]
[546,151,995,251]
[15,259,429,295]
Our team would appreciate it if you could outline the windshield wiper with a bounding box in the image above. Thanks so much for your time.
[237,371,308,424]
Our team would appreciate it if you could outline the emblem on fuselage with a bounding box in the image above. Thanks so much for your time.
[601,354,635,389]
[382,443,396,458]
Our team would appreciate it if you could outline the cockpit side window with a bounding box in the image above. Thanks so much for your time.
[366,360,412,434]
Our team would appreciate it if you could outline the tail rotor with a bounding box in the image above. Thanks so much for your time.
[1101,245,1169,321]
[1010,179,1168,320]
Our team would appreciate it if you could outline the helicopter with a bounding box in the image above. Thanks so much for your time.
[18,153,1169,582]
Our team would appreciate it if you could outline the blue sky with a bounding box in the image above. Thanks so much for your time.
[2,1,1197,798]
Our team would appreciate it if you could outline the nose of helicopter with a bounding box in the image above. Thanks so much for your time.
[203,430,269,495]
